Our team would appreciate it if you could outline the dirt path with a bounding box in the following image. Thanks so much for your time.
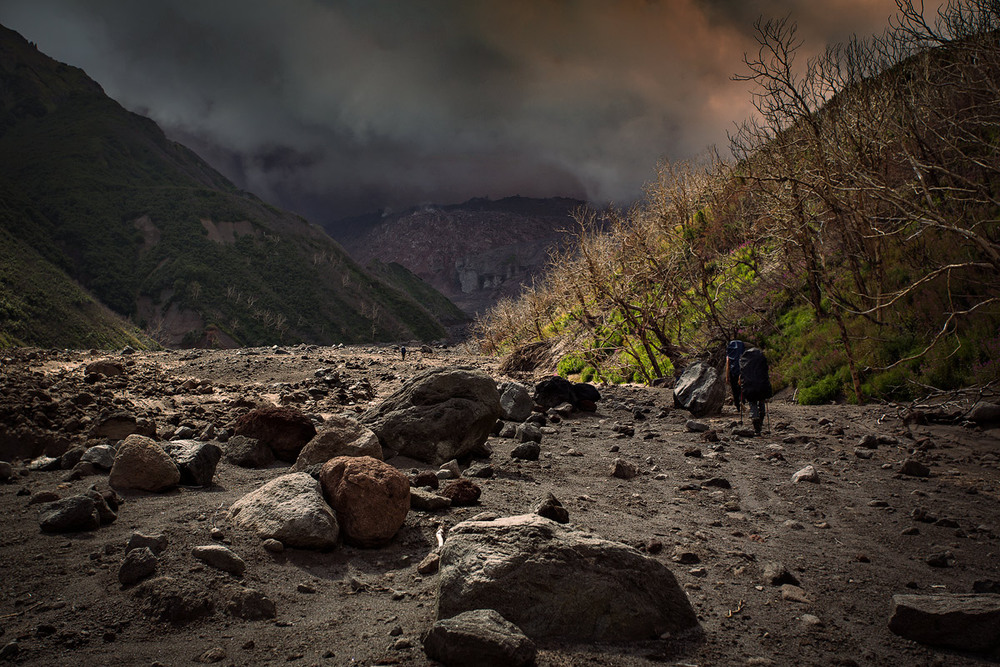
[1,345,998,665]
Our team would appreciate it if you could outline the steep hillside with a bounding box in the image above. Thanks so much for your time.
[476,8,1000,401]
[0,25,453,348]
[336,196,585,316]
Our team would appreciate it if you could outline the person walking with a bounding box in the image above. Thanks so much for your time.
[738,346,772,436]
[726,340,745,420]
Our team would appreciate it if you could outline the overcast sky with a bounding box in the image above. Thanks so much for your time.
[0,0,925,227]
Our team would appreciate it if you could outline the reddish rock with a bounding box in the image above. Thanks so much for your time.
[440,479,482,506]
[231,406,316,462]
[319,456,410,547]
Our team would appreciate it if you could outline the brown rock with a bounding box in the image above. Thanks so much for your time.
[292,414,382,471]
[319,456,410,547]
[231,406,316,462]
[85,360,124,377]
[440,479,482,506]
[90,411,139,440]
[108,434,180,492]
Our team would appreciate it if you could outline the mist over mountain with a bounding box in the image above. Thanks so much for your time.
[0,25,461,348]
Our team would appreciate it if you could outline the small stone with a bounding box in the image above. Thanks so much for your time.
[791,465,820,484]
[510,442,541,461]
[262,538,284,553]
[412,471,439,489]
[800,613,823,627]
[410,487,452,511]
[535,492,569,523]
[683,447,703,458]
[192,545,246,575]
[763,561,799,586]
[118,546,157,586]
[439,479,481,506]
[780,584,811,604]
[900,459,931,477]
[439,459,462,478]
[610,458,638,479]
[417,551,440,575]
[685,420,710,433]
[195,647,226,663]
[926,551,954,568]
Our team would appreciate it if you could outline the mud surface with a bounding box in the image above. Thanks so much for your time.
[1,345,999,666]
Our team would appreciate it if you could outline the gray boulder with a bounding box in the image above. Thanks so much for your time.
[360,367,501,465]
[228,473,339,550]
[81,444,117,470]
[38,495,101,533]
[889,593,1000,652]
[969,401,1000,424]
[672,361,726,417]
[162,440,222,487]
[224,435,274,469]
[499,382,533,423]
[436,514,699,641]
[423,608,536,667]
[292,414,382,471]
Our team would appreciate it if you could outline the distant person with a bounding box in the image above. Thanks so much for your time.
[738,346,773,436]
[726,340,745,417]
[400,345,406,361]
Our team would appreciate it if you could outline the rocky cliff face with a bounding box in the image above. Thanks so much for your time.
[337,197,584,317]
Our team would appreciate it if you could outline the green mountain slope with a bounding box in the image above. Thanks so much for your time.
[0,25,452,348]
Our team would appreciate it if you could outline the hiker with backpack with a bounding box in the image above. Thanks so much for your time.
[726,340,745,418]
[727,340,773,436]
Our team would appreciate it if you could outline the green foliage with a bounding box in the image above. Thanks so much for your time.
[557,352,587,378]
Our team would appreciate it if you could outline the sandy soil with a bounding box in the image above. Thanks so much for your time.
[0,344,998,666]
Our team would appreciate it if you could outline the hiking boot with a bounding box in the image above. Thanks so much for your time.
[752,418,763,436]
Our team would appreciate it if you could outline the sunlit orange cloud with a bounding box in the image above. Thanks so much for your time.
[0,0,952,216]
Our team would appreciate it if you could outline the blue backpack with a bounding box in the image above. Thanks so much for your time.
[726,340,745,380]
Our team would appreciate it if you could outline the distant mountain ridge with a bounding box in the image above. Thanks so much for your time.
[0,24,464,348]
[334,196,586,316]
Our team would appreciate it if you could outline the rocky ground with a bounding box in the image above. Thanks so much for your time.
[1,344,999,666]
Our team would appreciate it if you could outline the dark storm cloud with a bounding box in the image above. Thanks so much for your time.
[0,0,920,224]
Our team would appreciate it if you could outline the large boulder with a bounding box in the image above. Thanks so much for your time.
[162,440,222,487]
[109,435,181,492]
[498,382,533,423]
[969,401,1000,425]
[888,593,1000,652]
[318,456,410,547]
[360,367,501,465]
[224,435,274,469]
[228,473,339,549]
[423,608,536,667]
[672,361,726,417]
[231,406,316,462]
[436,514,699,641]
[291,414,382,472]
